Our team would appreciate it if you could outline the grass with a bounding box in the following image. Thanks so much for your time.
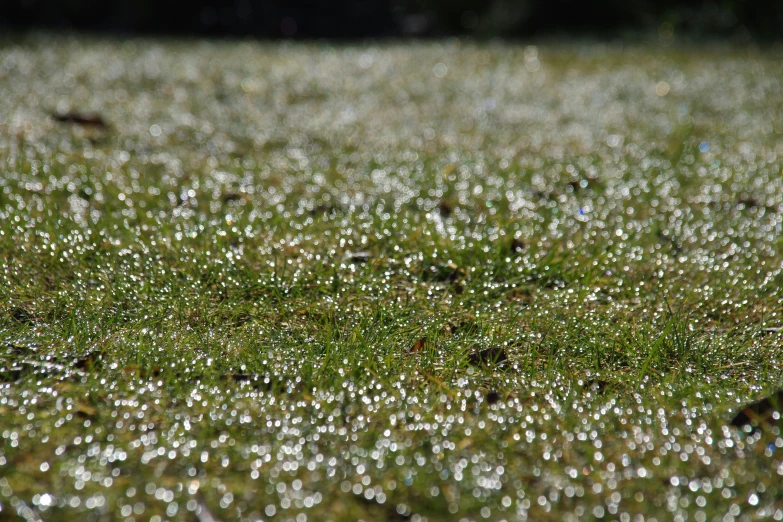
[1,35,783,521]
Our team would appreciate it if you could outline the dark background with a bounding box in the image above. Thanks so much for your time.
[0,0,779,39]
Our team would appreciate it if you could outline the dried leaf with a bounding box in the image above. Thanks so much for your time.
[737,195,760,209]
[437,200,453,218]
[422,262,463,284]
[121,365,161,378]
[345,251,371,264]
[446,264,462,284]
[582,379,608,394]
[0,366,26,383]
[221,192,248,204]
[4,342,32,356]
[408,337,426,354]
[447,317,476,336]
[52,112,108,128]
[730,390,783,431]
[73,352,101,371]
[456,437,473,451]
[221,373,276,391]
[121,365,138,376]
[467,346,508,367]
[76,402,98,418]
[8,307,36,324]
[309,202,341,217]
[568,177,596,192]
[486,391,501,405]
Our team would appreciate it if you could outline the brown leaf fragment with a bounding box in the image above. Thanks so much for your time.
[221,192,247,204]
[52,112,108,128]
[8,307,36,324]
[467,346,508,367]
[421,262,463,284]
[437,200,453,218]
[583,379,608,394]
[737,195,759,209]
[345,251,372,264]
[309,202,341,217]
[221,373,276,391]
[568,177,597,192]
[456,437,473,450]
[76,402,98,418]
[486,391,501,405]
[730,390,783,431]
[447,317,477,336]
[0,366,26,383]
[408,337,426,354]
[4,342,32,356]
[225,373,256,383]
[73,352,101,371]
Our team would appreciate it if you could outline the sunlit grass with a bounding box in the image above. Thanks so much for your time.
[1,35,783,521]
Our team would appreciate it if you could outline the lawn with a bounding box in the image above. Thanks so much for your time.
[1,35,783,521]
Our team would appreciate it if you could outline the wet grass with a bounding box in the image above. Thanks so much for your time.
[1,35,783,521]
